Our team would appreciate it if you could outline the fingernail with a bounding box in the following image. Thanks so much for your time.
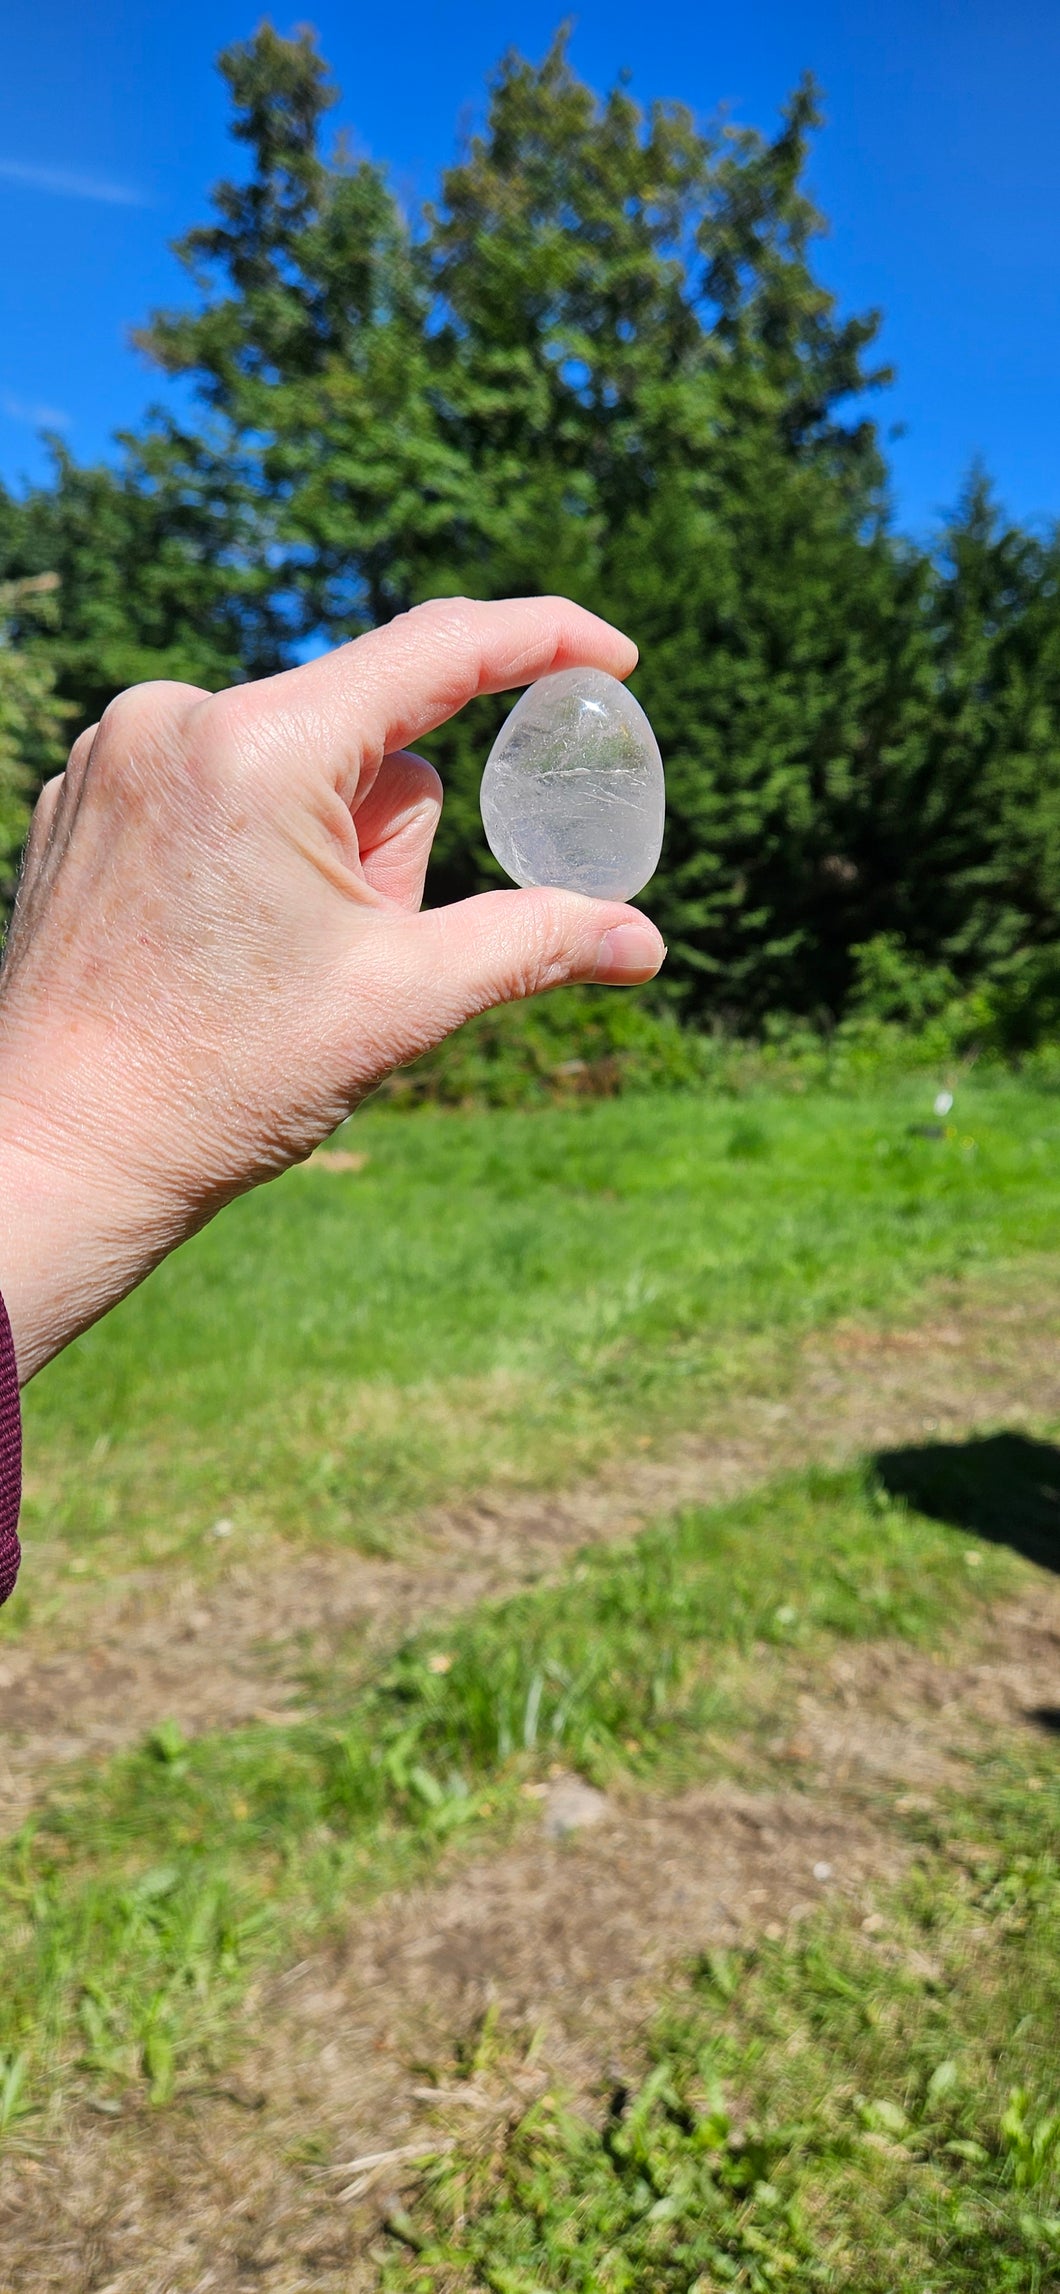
[592,923,665,984]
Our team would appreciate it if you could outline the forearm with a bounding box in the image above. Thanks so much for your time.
[0,1031,186,1383]
[0,1133,148,1382]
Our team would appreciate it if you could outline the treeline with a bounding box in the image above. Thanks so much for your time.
[2,26,1060,1040]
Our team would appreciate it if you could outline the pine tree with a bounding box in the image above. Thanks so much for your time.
[0,437,285,737]
[0,574,71,898]
[920,472,1060,1024]
[6,27,1060,1032]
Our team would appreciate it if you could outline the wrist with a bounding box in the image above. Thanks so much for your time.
[0,1038,182,1383]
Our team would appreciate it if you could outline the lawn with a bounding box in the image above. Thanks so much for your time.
[13,1073,1060,1599]
[0,1459,1037,2108]
[2,1071,1059,2289]
[384,1743,1060,2294]
[0,1459,1057,2288]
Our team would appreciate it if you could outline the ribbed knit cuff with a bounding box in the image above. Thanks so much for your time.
[0,1287,21,1606]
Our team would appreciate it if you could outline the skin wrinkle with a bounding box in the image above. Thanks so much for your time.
[285,811,387,908]
[398,890,572,1024]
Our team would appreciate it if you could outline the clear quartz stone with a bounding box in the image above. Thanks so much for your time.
[479,668,665,901]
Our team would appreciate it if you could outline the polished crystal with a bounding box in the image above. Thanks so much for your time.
[480,668,665,901]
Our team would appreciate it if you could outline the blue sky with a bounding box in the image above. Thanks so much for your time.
[1,0,1058,540]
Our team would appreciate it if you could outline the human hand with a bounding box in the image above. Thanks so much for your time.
[0,596,664,1379]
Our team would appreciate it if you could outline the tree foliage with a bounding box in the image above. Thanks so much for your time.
[2,27,1060,1032]
[0,574,71,896]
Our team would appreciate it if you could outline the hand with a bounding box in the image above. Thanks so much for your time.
[0,596,664,1380]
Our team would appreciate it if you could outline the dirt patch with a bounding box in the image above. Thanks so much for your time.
[2,1580,1059,2293]
[785,1596,1060,1787]
[0,1264,1058,1830]
[0,1777,899,2294]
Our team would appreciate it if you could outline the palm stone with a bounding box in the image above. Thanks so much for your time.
[479,668,665,901]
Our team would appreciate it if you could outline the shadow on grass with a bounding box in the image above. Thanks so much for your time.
[874,1431,1060,1576]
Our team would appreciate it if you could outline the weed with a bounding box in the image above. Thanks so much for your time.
[383,1760,1060,2292]
[0,1461,1033,2127]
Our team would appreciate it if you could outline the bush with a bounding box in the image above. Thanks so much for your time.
[373,981,1044,1112]
[376,987,721,1108]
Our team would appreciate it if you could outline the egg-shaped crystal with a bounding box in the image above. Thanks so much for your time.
[479,668,665,901]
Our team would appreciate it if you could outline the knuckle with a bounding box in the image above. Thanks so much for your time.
[36,770,66,810]
[407,594,472,623]
[65,722,98,773]
[402,596,474,648]
[87,679,219,799]
[91,681,203,780]
[97,678,202,739]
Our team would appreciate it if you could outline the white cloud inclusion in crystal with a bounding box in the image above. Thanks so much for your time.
[479,668,665,901]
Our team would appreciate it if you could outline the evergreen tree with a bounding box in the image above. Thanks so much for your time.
[0,436,288,737]
[5,25,1060,1031]
[0,574,71,896]
[138,25,473,630]
[919,473,1060,1023]
[412,55,921,1020]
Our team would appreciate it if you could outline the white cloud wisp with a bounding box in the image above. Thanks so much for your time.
[0,157,147,206]
[0,391,71,431]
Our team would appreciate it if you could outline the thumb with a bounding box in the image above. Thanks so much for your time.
[356,887,666,1069]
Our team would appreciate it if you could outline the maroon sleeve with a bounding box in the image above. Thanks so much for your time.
[0,1289,21,1606]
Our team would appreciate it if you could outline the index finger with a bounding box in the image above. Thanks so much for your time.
[233,596,639,800]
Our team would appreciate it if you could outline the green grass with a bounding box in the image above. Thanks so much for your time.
[14,1075,1060,1604]
[4,1070,1060,2277]
[0,1458,1036,2130]
[383,1752,1060,2292]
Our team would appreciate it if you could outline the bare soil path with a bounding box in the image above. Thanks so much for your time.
[2,1576,1059,2293]
[0,1261,1056,1832]
[0,1263,1058,2286]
